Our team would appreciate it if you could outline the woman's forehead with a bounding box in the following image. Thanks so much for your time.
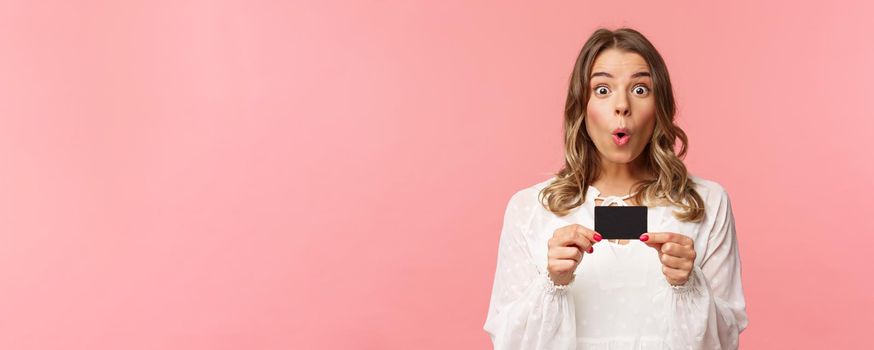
[591,49,650,77]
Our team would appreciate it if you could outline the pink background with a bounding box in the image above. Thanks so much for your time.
[1,1,872,349]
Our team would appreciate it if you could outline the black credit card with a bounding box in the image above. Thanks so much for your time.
[594,206,648,240]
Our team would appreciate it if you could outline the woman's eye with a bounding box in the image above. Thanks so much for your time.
[594,86,610,95]
[632,85,650,95]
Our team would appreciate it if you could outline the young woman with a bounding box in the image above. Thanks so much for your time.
[483,28,748,349]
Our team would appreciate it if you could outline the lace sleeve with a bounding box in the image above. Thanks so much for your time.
[663,186,749,349]
[483,189,578,349]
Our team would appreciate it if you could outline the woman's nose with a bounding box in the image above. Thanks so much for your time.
[614,91,630,117]
[615,101,630,117]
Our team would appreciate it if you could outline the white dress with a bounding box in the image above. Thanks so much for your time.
[483,174,748,349]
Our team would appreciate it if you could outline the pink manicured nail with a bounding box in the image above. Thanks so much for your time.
[594,232,602,242]
[587,246,594,254]
[639,234,649,242]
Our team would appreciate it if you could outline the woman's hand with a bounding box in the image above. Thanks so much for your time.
[640,232,696,286]
[547,224,602,285]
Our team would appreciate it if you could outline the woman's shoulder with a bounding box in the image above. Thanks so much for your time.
[503,175,557,212]
[510,175,557,200]
[687,173,730,204]
[687,175,734,231]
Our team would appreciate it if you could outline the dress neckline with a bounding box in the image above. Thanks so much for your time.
[587,185,637,205]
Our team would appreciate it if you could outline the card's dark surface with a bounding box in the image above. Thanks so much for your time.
[594,206,648,240]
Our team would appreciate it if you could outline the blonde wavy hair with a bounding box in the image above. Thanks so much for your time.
[539,27,705,223]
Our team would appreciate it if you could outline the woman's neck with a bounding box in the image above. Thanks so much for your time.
[592,158,650,197]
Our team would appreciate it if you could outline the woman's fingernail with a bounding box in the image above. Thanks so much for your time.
[587,246,594,254]
[594,232,602,242]
[639,234,649,242]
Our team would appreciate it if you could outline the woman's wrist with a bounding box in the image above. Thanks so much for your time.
[548,272,576,286]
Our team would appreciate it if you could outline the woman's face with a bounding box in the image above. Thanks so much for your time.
[584,48,656,166]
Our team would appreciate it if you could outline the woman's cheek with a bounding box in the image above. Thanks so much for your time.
[586,100,610,125]
[635,99,657,120]
[585,106,605,144]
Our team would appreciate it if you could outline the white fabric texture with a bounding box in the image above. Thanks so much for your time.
[483,175,748,349]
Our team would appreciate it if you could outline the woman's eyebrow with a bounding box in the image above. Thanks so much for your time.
[590,71,652,79]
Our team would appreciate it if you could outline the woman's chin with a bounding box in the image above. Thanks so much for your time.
[602,152,638,164]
